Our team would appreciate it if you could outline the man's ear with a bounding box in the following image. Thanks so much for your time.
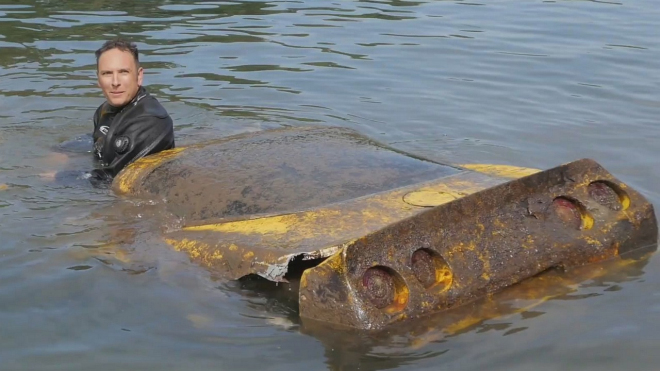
[96,71,101,88]
[137,67,144,86]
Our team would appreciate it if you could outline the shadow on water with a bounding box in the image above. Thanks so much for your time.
[225,245,657,370]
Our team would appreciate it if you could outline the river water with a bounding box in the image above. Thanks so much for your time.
[1,0,659,370]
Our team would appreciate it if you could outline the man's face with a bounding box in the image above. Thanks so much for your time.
[97,48,143,107]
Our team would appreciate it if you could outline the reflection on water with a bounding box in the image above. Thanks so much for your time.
[235,248,657,371]
[1,0,660,370]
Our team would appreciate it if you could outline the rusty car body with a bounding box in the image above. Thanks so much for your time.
[112,126,657,330]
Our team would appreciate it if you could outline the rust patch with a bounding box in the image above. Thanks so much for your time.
[299,159,657,329]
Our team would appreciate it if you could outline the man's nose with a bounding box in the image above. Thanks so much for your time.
[112,73,120,86]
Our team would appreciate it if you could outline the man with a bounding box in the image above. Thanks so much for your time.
[90,39,175,182]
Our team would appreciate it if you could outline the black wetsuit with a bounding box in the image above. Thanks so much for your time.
[91,86,175,182]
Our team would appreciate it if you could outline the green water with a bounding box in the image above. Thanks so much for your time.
[1,1,659,370]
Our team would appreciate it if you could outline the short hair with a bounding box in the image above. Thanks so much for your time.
[95,39,140,69]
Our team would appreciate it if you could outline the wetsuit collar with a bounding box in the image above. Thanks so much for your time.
[106,86,148,112]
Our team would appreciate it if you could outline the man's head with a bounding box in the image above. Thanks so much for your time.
[95,39,144,107]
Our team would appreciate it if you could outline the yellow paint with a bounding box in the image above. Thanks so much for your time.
[480,255,491,280]
[360,209,390,220]
[166,168,510,263]
[210,250,224,260]
[493,219,507,229]
[243,251,255,260]
[114,147,185,194]
[321,251,346,274]
[459,164,541,179]
[186,215,292,234]
[435,267,453,292]
[403,191,457,207]
[580,211,594,230]
[620,193,631,210]
[300,273,308,288]
[384,282,410,315]
[0,184,8,191]
[165,238,210,259]
[459,242,477,252]
[583,237,603,247]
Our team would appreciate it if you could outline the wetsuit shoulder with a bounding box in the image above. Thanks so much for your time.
[129,94,171,119]
[92,89,175,180]
[113,94,174,146]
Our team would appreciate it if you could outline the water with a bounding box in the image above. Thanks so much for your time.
[1,0,659,370]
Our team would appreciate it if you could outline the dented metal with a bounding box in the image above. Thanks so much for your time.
[113,126,658,330]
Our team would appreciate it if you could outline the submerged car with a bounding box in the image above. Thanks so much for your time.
[112,126,657,330]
